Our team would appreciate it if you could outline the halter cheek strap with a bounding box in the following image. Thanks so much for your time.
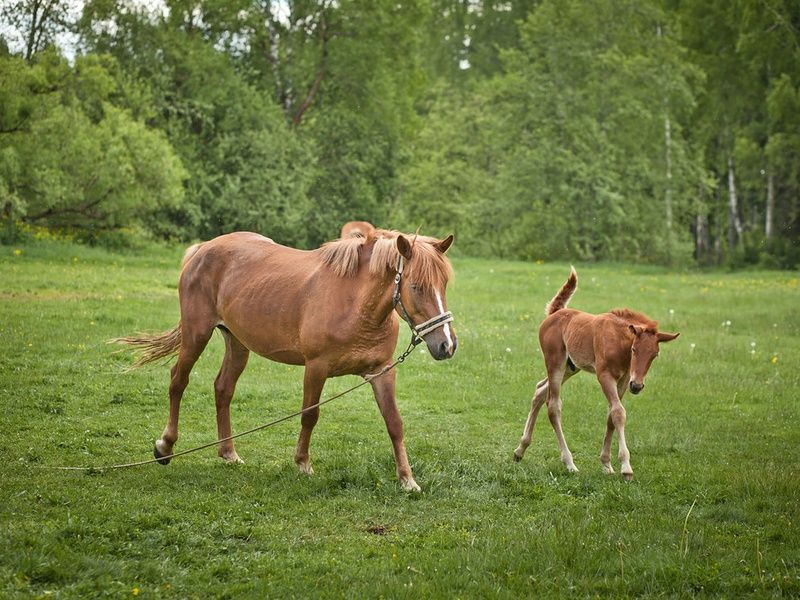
[392,256,454,345]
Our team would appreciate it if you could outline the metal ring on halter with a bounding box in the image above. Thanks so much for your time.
[392,255,453,344]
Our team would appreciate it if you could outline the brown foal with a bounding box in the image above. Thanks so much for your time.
[513,267,679,479]
[117,229,457,492]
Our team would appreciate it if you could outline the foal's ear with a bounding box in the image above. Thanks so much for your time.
[435,234,454,254]
[396,234,414,260]
[629,324,644,336]
[657,332,680,343]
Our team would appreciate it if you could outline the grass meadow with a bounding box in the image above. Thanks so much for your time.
[1,241,799,598]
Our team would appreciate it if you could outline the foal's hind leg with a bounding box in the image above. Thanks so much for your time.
[214,329,250,464]
[294,361,327,475]
[513,378,548,461]
[546,364,578,473]
[515,369,577,462]
[155,321,215,464]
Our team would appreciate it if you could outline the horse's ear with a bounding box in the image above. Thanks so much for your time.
[435,234,454,254]
[629,324,643,336]
[396,235,413,260]
[657,331,680,343]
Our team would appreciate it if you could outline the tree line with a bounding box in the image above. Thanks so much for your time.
[1,0,798,268]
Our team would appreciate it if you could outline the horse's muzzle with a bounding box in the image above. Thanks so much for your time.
[428,335,457,360]
[630,381,644,395]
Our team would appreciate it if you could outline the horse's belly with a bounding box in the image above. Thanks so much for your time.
[256,348,305,365]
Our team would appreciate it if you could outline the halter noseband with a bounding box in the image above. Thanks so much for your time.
[392,255,454,346]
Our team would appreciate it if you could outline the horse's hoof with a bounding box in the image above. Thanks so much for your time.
[622,472,634,482]
[222,455,244,465]
[602,464,615,475]
[513,448,524,462]
[153,444,171,466]
[297,461,314,475]
[401,477,421,493]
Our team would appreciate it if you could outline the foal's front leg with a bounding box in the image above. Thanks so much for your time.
[370,369,420,492]
[598,372,633,480]
[600,376,629,475]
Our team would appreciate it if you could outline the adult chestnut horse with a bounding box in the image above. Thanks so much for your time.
[118,229,457,492]
[513,268,678,480]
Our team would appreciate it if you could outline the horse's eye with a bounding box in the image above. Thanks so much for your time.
[410,284,422,293]
[631,348,636,354]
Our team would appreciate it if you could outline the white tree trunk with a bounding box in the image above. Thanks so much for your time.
[664,116,673,230]
[727,155,743,250]
[765,170,775,240]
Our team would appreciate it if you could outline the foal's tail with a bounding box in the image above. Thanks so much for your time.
[545,266,578,315]
[111,323,182,369]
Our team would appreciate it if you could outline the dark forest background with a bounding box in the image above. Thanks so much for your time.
[1,0,798,268]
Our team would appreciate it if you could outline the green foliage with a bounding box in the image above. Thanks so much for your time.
[0,0,798,265]
[0,51,186,240]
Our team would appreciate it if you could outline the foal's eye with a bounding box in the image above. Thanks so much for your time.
[410,284,422,294]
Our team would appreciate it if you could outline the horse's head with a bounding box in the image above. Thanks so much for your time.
[628,326,679,394]
[395,233,457,361]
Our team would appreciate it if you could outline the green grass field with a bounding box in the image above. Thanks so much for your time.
[1,241,799,598]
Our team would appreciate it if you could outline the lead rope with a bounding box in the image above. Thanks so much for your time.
[40,339,420,472]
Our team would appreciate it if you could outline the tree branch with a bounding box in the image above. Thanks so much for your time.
[291,9,328,127]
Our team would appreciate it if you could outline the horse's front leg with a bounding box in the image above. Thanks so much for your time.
[294,362,327,475]
[370,369,420,492]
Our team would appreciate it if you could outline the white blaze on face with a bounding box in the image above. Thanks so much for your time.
[435,290,454,350]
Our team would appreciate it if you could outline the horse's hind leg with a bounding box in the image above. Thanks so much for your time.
[154,320,214,464]
[513,378,548,461]
[294,361,327,475]
[214,329,250,464]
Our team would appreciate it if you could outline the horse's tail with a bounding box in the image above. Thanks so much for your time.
[111,323,182,369]
[545,266,578,315]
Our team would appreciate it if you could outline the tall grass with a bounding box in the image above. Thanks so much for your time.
[1,242,798,598]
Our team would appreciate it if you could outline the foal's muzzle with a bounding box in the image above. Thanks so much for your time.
[630,381,645,395]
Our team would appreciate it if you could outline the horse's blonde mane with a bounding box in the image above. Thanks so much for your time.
[610,308,658,332]
[319,229,453,289]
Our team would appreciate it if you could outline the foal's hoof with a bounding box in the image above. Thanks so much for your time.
[153,443,171,466]
[513,447,524,462]
[622,472,634,482]
[296,461,314,475]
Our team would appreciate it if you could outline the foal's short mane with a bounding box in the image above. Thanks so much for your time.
[319,229,453,289]
[610,308,658,332]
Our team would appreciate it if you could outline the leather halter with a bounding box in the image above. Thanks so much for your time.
[392,255,454,346]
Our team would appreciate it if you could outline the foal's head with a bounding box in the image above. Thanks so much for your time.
[393,233,458,360]
[628,325,680,394]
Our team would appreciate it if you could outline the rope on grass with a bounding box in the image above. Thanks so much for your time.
[38,339,419,472]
